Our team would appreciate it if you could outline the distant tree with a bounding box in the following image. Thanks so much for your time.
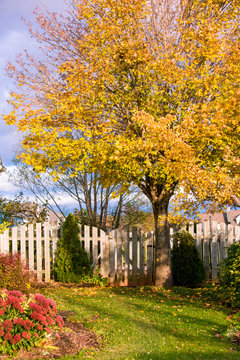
[10,161,139,231]
[0,193,47,226]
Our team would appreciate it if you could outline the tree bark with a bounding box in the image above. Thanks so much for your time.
[139,176,175,287]
[152,198,172,287]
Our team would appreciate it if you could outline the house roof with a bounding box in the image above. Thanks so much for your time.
[47,210,65,225]
[201,210,240,226]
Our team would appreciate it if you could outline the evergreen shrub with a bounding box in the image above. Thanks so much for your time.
[172,230,206,287]
[54,214,92,283]
[218,242,240,307]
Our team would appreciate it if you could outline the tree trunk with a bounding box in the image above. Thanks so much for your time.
[152,198,173,287]
[138,175,175,287]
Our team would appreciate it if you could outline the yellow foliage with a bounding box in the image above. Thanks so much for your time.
[2,0,240,217]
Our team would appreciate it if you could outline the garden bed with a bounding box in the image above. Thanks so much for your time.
[0,311,99,360]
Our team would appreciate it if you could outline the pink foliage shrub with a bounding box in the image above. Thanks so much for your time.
[0,289,64,356]
[0,253,36,292]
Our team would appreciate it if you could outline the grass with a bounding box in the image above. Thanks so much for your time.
[39,285,239,360]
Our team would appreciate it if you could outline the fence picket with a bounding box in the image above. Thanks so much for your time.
[139,230,145,285]
[100,229,109,278]
[235,226,240,242]
[28,224,34,272]
[109,230,115,285]
[196,223,202,257]
[132,227,138,286]
[44,223,50,282]
[52,225,58,265]
[146,232,153,285]
[84,225,90,258]
[20,225,26,262]
[203,220,210,279]
[116,229,123,285]
[228,224,234,246]
[36,223,42,281]
[3,228,9,253]
[211,221,218,280]
[123,227,130,286]
[12,227,18,254]
[0,234,3,253]
[219,223,227,260]
[188,222,194,237]
[92,227,98,268]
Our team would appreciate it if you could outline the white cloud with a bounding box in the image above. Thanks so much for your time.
[0,166,79,212]
[0,166,20,194]
[47,194,79,207]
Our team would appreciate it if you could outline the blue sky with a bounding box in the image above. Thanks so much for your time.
[0,0,133,213]
[0,0,74,207]
[0,0,66,167]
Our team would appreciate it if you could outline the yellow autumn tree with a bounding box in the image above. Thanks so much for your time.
[3,0,240,286]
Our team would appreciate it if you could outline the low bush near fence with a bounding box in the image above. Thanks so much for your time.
[218,242,240,308]
[172,231,206,287]
[0,253,36,292]
[225,312,240,343]
[0,289,64,356]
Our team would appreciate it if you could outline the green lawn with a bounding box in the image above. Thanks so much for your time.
[41,285,239,360]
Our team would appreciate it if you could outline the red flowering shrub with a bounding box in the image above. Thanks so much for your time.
[0,289,64,356]
[0,253,36,292]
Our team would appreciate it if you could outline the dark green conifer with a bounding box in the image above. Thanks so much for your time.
[172,230,206,287]
[54,214,92,283]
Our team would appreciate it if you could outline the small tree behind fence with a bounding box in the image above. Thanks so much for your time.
[0,220,239,285]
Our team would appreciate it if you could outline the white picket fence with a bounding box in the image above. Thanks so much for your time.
[0,223,58,282]
[0,223,154,285]
[0,220,239,284]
